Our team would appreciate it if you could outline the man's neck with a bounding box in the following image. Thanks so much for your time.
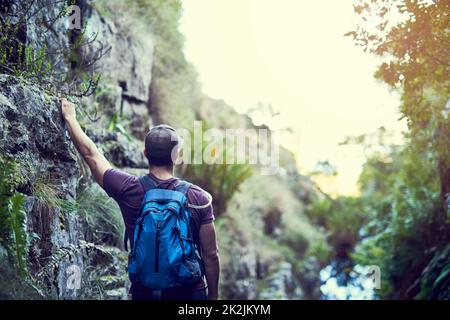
[149,166,174,180]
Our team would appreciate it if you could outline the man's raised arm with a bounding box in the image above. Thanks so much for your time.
[61,98,112,187]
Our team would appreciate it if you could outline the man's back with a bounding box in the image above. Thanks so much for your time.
[102,169,214,246]
[102,168,214,298]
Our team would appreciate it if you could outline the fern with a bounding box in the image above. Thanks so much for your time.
[416,244,450,300]
[0,156,28,277]
[8,193,27,276]
[35,240,111,280]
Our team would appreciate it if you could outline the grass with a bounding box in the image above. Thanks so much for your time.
[76,183,124,247]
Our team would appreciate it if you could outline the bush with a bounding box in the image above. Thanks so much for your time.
[416,244,450,300]
[178,125,253,216]
[307,196,365,259]
[353,146,446,299]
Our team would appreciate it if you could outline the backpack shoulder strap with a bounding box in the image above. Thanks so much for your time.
[174,180,202,253]
[175,180,192,196]
[125,174,158,252]
[139,174,158,192]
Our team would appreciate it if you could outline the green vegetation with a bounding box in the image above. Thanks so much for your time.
[351,0,450,299]
[76,184,124,247]
[31,179,76,214]
[347,0,449,213]
[0,155,125,299]
[0,38,51,82]
[178,125,254,216]
[308,196,365,259]
[181,161,253,216]
[0,156,27,277]
[306,0,450,299]
[0,156,45,299]
[0,0,105,97]
[307,129,448,299]
[416,244,450,300]
[352,143,446,298]
[107,113,133,142]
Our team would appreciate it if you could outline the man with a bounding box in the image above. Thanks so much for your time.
[61,98,219,300]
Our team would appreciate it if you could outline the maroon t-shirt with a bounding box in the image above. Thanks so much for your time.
[103,169,214,238]
[102,169,214,289]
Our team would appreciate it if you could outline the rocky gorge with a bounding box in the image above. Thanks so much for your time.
[0,0,328,299]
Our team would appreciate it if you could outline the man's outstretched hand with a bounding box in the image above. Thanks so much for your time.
[61,98,76,121]
[60,98,111,187]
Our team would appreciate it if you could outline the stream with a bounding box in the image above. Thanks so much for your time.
[319,259,378,300]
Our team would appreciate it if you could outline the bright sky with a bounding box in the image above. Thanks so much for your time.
[179,0,406,195]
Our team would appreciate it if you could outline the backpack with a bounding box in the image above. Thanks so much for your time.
[126,175,204,289]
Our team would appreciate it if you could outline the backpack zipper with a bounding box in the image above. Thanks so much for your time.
[155,221,162,272]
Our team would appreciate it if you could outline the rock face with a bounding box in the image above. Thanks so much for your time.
[83,6,154,140]
[0,75,82,299]
[85,7,153,104]
[1,0,72,83]
[222,246,258,300]
[0,76,78,178]
[0,0,155,298]
[82,5,155,167]
[259,262,303,300]
[221,244,305,300]
[90,130,148,168]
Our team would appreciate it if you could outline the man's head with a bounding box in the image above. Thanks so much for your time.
[144,124,179,169]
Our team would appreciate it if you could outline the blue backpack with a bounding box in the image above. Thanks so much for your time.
[126,175,204,289]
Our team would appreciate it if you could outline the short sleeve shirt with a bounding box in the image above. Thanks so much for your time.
[102,169,215,245]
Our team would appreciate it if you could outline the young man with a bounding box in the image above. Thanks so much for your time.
[61,98,219,300]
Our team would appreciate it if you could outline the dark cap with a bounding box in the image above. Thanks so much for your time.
[144,124,179,164]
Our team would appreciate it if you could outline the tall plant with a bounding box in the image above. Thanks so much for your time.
[178,125,253,216]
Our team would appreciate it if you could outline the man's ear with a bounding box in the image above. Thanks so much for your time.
[144,148,148,158]
[169,146,180,165]
[173,146,181,164]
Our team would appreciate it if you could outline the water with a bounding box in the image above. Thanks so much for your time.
[320,259,377,300]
